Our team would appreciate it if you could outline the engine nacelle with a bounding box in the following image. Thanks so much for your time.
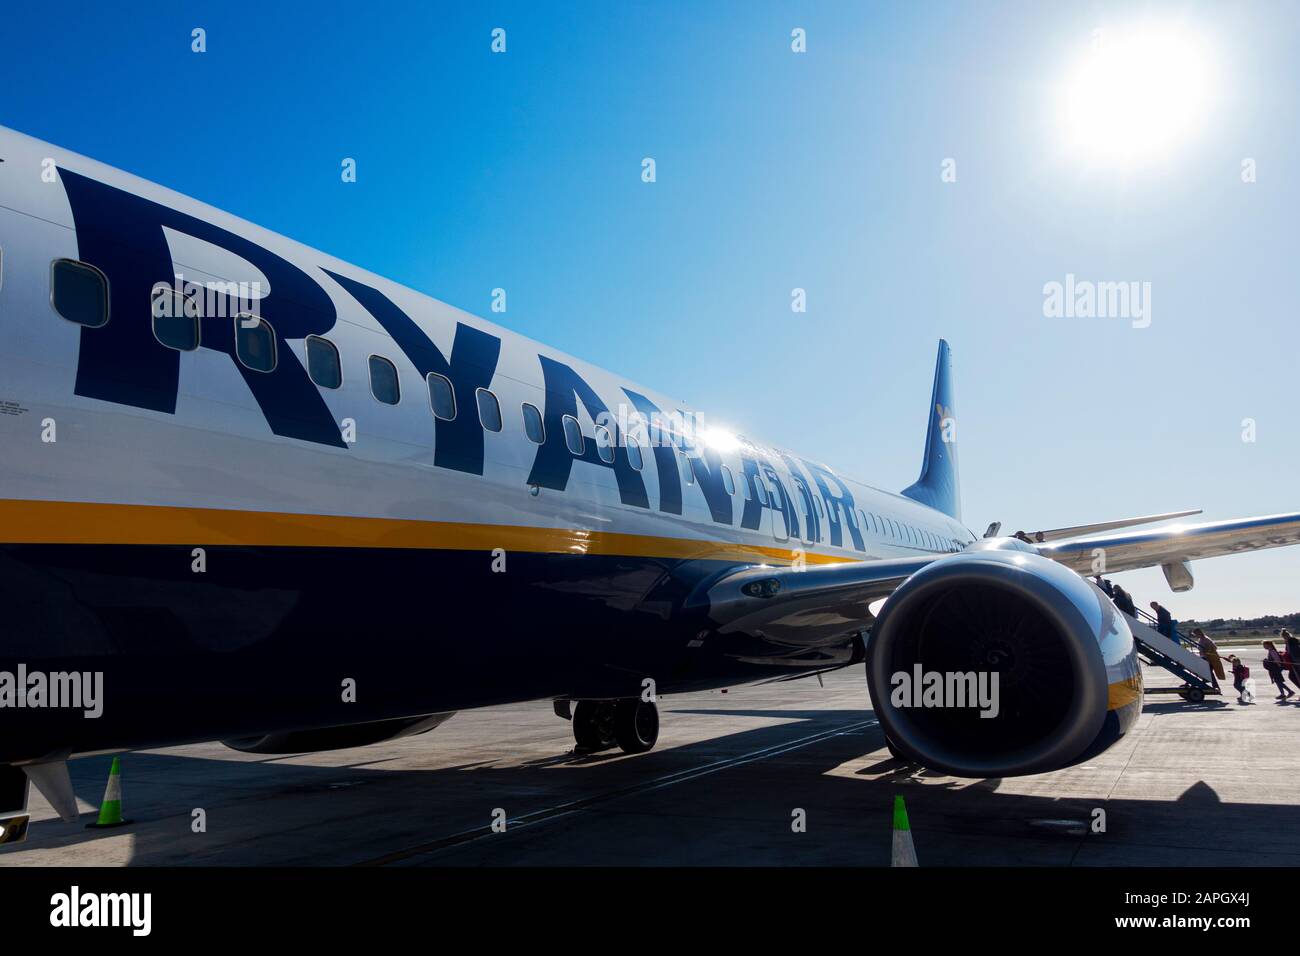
[866,543,1141,777]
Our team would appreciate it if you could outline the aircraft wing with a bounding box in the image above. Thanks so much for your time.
[694,511,1300,649]
[1037,511,1300,575]
[1022,509,1201,542]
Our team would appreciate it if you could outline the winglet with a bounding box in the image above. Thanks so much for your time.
[901,339,961,521]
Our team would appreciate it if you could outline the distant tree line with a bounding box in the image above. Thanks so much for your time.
[1181,612,1300,633]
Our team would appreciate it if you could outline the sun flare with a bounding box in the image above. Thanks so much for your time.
[1059,23,1217,164]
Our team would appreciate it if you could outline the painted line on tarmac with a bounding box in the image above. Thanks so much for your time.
[355,717,878,866]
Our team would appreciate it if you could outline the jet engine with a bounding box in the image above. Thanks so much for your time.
[866,541,1140,777]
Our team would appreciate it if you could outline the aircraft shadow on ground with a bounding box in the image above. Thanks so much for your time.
[3,707,1294,867]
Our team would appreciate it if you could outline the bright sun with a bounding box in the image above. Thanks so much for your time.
[1059,24,1217,164]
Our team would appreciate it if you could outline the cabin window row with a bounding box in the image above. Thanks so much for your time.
[853,507,962,552]
[45,258,506,427]
[51,258,280,372]
[46,259,964,549]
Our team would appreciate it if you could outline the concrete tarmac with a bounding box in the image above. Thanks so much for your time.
[3,647,1298,866]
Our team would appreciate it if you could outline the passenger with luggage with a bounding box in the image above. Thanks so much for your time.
[1150,601,1174,637]
[1228,655,1254,704]
[1262,641,1296,700]
[1191,628,1224,691]
[1283,629,1300,690]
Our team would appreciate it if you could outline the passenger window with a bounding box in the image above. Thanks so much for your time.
[152,289,200,351]
[752,474,768,505]
[522,403,545,443]
[305,335,341,389]
[235,315,276,372]
[52,259,109,328]
[427,373,455,420]
[679,452,694,486]
[476,388,502,432]
[813,496,823,518]
[562,415,584,455]
[627,437,644,471]
[721,464,735,495]
[368,355,400,404]
[595,425,615,463]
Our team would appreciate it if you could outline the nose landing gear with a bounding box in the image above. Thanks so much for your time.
[564,698,660,755]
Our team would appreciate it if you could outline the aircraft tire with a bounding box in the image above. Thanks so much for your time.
[573,701,617,751]
[614,699,659,754]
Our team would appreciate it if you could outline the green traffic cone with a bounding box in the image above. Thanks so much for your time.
[86,756,133,829]
[891,795,917,867]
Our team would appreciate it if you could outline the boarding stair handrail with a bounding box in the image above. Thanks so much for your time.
[1133,606,1199,651]
[1121,604,1217,692]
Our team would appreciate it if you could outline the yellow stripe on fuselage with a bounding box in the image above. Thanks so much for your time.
[0,498,862,565]
[1108,675,1143,711]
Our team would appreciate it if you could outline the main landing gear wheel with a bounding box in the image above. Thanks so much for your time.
[572,701,617,752]
[614,699,659,754]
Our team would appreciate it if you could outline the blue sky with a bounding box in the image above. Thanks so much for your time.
[3,1,1296,618]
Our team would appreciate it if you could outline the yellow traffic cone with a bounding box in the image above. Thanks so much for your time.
[891,795,918,866]
[85,756,132,829]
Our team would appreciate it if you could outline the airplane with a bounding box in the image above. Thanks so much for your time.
[3,123,1300,842]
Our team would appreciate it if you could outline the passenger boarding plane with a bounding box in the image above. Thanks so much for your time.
[2,125,1299,837]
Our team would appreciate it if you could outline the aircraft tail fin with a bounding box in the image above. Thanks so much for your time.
[901,339,961,521]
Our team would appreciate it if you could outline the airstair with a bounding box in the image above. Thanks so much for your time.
[1122,607,1220,702]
